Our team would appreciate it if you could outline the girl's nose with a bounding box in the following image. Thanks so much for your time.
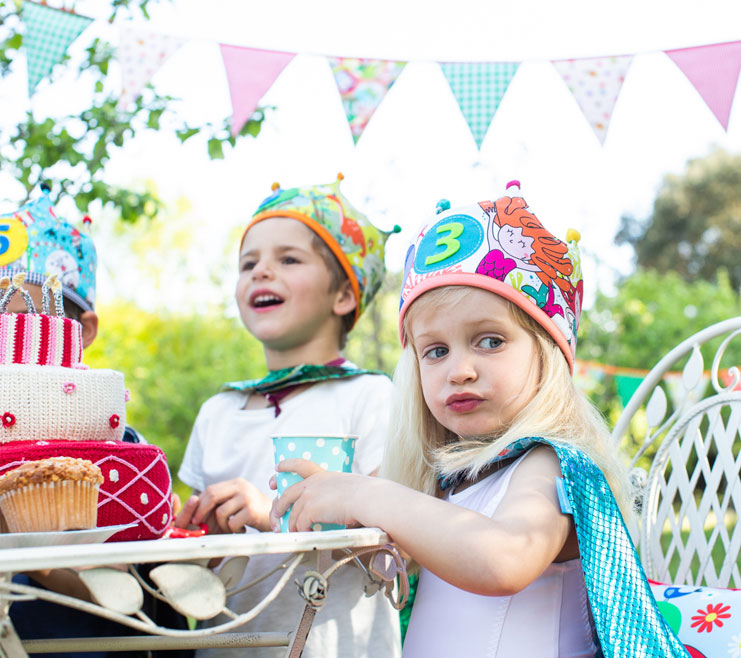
[447,353,477,385]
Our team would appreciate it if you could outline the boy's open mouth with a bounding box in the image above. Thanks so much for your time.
[250,292,285,309]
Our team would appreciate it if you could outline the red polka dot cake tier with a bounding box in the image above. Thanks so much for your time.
[0,274,172,540]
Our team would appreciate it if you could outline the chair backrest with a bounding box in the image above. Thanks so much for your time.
[611,318,741,588]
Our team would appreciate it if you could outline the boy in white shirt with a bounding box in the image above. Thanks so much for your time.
[175,174,402,657]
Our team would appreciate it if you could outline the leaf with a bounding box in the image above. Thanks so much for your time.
[78,568,143,615]
[645,385,667,429]
[207,138,224,160]
[217,556,250,590]
[682,347,703,393]
[150,563,226,620]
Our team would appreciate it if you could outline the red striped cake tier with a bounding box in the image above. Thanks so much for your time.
[0,313,83,367]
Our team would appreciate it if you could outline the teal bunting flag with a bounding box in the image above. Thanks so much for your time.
[439,61,520,149]
[22,1,93,96]
[615,373,644,407]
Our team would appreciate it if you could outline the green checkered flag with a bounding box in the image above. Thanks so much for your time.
[22,1,93,96]
[440,62,520,149]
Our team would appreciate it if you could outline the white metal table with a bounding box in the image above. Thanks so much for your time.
[0,528,407,657]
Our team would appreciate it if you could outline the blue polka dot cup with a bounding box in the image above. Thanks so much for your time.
[272,435,357,532]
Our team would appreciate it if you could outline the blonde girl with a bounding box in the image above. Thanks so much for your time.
[271,182,687,658]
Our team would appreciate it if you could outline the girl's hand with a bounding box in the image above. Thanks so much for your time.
[174,478,273,534]
[270,458,367,532]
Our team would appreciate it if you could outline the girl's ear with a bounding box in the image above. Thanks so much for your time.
[333,280,357,317]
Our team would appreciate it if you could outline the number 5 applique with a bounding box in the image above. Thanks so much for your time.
[0,218,29,266]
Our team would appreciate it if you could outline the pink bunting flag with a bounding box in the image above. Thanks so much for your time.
[328,57,406,143]
[220,45,295,137]
[552,55,633,145]
[665,41,741,131]
[117,27,186,110]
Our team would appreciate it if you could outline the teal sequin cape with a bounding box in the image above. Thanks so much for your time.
[441,437,689,658]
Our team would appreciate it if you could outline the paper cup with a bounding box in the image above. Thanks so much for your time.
[272,435,356,532]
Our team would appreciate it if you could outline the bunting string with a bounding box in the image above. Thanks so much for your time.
[17,1,741,147]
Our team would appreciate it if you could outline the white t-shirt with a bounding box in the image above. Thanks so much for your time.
[178,372,401,658]
[403,453,597,658]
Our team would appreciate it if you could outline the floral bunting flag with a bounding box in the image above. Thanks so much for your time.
[117,27,187,110]
[22,1,93,96]
[665,41,741,131]
[328,57,406,144]
[552,55,633,145]
[439,62,520,149]
[219,44,295,137]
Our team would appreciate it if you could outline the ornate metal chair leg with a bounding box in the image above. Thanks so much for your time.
[285,604,317,658]
[0,617,27,658]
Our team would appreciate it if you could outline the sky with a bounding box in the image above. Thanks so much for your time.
[2,0,741,314]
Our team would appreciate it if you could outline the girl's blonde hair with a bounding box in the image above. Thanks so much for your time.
[381,286,631,516]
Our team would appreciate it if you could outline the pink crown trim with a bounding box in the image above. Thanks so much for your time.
[0,314,83,368]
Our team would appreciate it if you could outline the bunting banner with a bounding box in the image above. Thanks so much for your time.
[439,61,520,149]
[329,57,406,144]
[219,44,295,137]
[552,55,633,145]
[22,1,93,96]
[13,4,741,149]
[117,27,186,110]
[665,41,741,131]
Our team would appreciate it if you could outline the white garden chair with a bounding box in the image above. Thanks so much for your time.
[611,317,741,588]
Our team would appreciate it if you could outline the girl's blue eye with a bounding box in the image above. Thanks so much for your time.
[424,346,448,360]
[479,336,502,349]
[282,256,299,265]
[241,261,256,271]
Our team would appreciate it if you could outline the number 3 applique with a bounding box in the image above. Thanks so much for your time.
[0,218,29,267]
[415,214,483,274]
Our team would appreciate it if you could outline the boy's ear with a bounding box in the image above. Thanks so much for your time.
[79,310,99,349]
[333,280,357,318]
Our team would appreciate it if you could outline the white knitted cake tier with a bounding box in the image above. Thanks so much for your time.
[0,313,83,367]
[0,365,126,443]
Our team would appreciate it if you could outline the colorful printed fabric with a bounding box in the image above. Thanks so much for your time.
[439,62,520,149]
[329,57,406,144]
[117,26,186,109]
[248,174,401,324]
[441,438,689,658]
[222,362,385,395]
[22,1,93,96]
[398,182,582,369]
[0,188,97,311]
[665,41,741,132]
[650,581,740,658]
[552,55,633,145]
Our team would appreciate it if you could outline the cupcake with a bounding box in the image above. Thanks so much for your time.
[0,457,103,533]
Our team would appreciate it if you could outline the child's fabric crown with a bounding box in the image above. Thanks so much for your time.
[246,174,400,325]
[0,186,97,311]
[398,181,583,371]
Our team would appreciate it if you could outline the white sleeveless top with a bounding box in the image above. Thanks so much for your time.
[402,454,597,658]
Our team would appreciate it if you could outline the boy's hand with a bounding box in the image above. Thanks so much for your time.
[174,479,273,533]
[270,458,365,532]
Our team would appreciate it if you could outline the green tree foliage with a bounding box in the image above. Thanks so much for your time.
[0,0,266,221]
[579,268,741,370]
[617,148,741,290]
[345,270,403,375]
[84,301,266,489]
[578,267,741,433]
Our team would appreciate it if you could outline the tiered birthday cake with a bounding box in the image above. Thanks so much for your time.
[0,274,172,540]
